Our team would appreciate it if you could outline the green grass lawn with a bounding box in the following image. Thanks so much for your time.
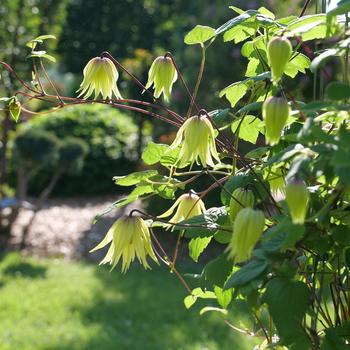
[0,253,258,350]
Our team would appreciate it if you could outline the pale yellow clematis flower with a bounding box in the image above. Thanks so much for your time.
[145,55,177,101]
[170,115,220,168]
[158,192,205,229]
[77,56,122,100]
[90,215,158,273]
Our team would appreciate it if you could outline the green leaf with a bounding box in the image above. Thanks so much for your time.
[231,115,263,144]
[284,53,310,78]
[284,14,327,41]
[327,0,350,18]
[219,82,248,108]
[262,217,305,252]
[236,101,263,114]
[184,288,216,309]
[209,109,233,127]
[161,147,180,167]
[181,207,228,238]
[223,20,257,43]
[26,34,56,50]
[310,48,340,73]
[216,10,258,35]
[199,307,228,316]
[113,170,158,186]
[189,236,212,262]
[184,25,216,46]
[141,142,169,165]
[224,259,268,289]
[321,328,349,350]
[34,34,56,41]
[263,277,311,350]
[326,82,350,100]
[214,286,232,309]
[201,254,233,289]
[29,51,56,63]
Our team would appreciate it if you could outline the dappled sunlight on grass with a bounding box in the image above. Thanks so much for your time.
[0,253,258,350]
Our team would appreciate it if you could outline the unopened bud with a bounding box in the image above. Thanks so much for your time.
[268,37,292,83]
[285,180,309,224]
[227,208,265,263]
[262,96,290,145]
[229,188,255,222]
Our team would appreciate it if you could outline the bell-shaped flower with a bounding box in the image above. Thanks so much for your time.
[227,208,265,263]
[229,188,255,222]
[285,180,309,224]
[145,56,177,101]
[262,96,290,145]
[170,115,220,168]
[77,56,122,100]
[267,167,286,198]
[90,215,158,272]
[267,36,292,83]
[158,192,205,229]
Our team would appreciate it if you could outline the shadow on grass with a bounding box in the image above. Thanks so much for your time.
[0,253,47,281]
[53,264,254,350]
[3,261,47,279]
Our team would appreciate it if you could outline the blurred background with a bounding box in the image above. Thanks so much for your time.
[0,1,323,349]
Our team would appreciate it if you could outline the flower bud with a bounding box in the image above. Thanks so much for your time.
[267,167,286,198]
[262,96,290,145]
[285,180,309,224]
[145,56,177,101]
[229,188,255,222]
[158,192,205,229]
[90,215,158,272]
[227,208,265,263]
[170,115,220,168]
[9,98,21,122]
[77,57,122,100]
[267,37,292,83]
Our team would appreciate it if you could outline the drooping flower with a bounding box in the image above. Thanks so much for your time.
[285,180,309,224]
[158,192,205,229]
[170,115,220,168]
[267,36,292,83]
[90,215,158,273]
[227,208,265,263]
[262,96,290,145]
[145,55,178,101]
[267,167,286,198]
[229,188,255,222]
[77,57,122,100]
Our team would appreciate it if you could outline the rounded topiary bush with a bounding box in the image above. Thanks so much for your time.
[19,104,139,195]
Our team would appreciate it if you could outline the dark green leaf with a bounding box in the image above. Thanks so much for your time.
[224,259,268,289]
[326,82,350,100]
[263,277,311,350]
[201,254,234,288]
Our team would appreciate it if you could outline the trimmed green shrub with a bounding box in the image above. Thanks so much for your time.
[21,104,138,195]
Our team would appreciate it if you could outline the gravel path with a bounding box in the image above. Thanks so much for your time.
[10,196,139,261]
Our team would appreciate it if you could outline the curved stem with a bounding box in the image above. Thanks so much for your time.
[186,47,206,119]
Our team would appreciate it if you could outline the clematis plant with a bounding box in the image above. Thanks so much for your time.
[2,2,350,349]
